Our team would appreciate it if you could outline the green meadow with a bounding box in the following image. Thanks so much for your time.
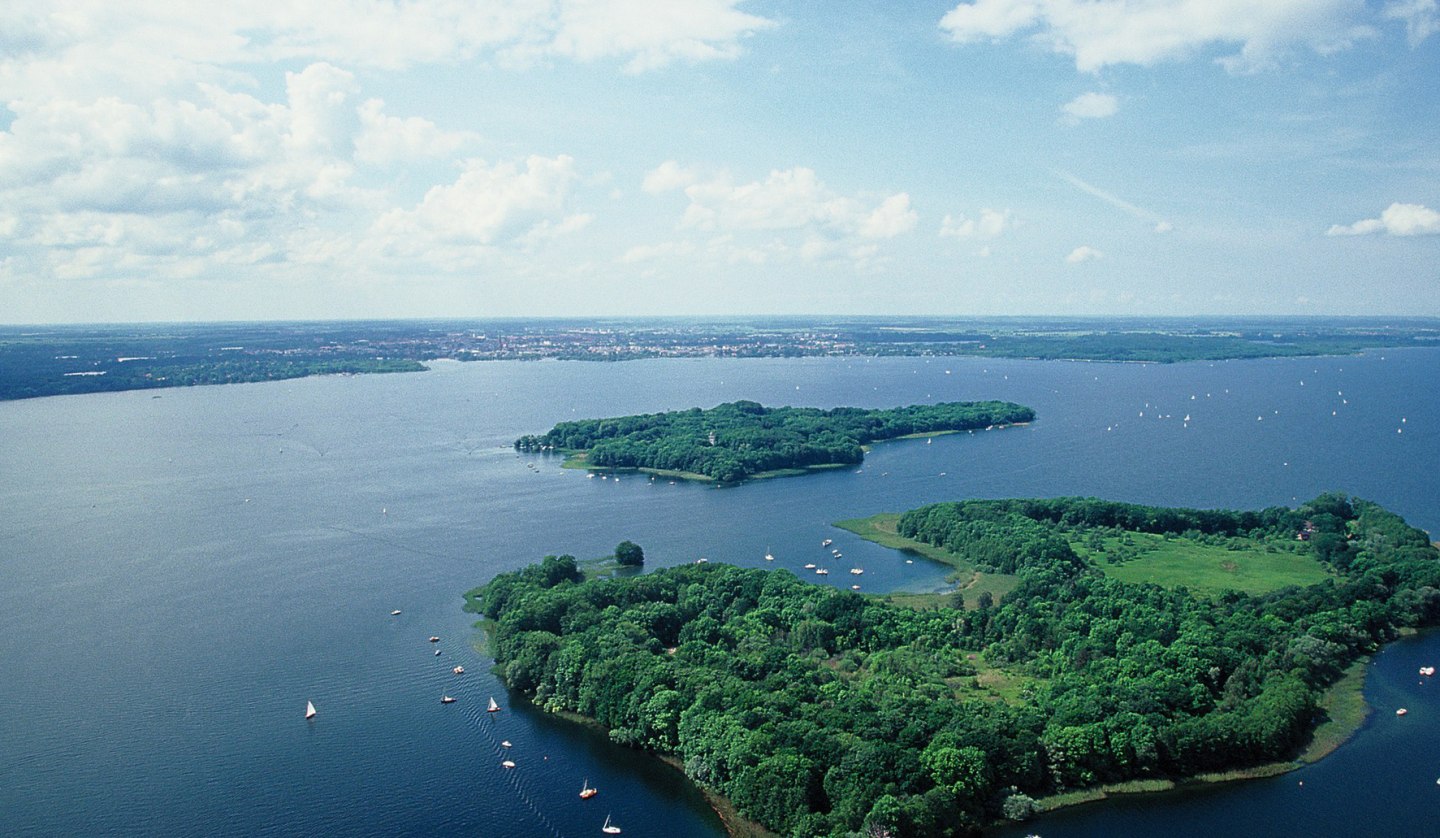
[1075,531,1331,596]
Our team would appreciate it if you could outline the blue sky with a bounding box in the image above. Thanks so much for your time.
[2,0,1437,322]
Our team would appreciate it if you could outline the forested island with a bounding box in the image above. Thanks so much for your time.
[5,316,1437,400]
[514,400,1034,483]
[470,494,1440,837]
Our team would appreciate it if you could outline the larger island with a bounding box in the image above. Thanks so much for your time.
[515,400,1034,483]
[470,494,1440,837]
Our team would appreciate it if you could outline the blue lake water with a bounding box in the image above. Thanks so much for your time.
[1,348,1437,836]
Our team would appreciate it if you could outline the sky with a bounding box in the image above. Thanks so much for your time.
[2,0,1438,323]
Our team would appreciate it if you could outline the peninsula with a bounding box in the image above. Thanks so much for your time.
[470,494,1440,837]
[514,400,1034,483]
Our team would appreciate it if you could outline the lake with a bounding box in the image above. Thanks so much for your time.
[1,348,1437,836]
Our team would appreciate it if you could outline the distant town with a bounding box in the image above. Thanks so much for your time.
[2,316,1437,400]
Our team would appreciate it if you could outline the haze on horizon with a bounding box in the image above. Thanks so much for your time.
[2,1,1438,325]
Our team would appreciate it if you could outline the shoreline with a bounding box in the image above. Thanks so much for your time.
[541,709,777,838]
[834,514,1380,828]
[1014,641,1374,823]
[547,424,1028,486]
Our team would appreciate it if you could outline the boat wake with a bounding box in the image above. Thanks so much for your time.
[466,705,564,838]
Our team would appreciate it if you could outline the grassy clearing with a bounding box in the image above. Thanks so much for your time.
[1038,779,1178,812]
[834,514,1019,608]
[1075,531,1331,596]
[1300,657,1371,763]
[965,655,1042,704]
[1191,762,1298,783]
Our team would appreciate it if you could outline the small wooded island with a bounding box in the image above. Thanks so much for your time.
[514,400,1035,483]
[469,494,1440,837]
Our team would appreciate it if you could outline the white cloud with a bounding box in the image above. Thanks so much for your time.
[859,194,920,239]
[1154,220,1174,233]
[642,160,700,194]
[634,166,915,270]
[354,99,472,166]
[939,208,1012,239]
[940,0,1381,73]
[1385,0,1440,46]
[1062,91,1118,119]
[1326,202,1440,236]
[0,1,775,91]
[374,155,582,246]
[520,0,777,73]
[1066,245,1104,263]
[678,167,916,240]
[0,63,388,266]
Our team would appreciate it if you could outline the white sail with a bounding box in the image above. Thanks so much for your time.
[305,701,316,719]
[487,696,500,712]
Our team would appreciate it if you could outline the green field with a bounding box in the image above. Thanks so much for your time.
[1075,531,1331,596]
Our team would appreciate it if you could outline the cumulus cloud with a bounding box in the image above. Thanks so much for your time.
[1062,92,1118,119]
[1326,202,1440,236]
[0,1,775,88]
[678,166,917,240]
[635,164,916,269]
[939,0,1387,73]
[374,155,582,246]
[514,0,777,73]
[642,160,700,194]
[939,208,1011,239]
[0,63,382,237]
[0,52,600,286]
[354,99,472,166]
[1066,245,1104,263]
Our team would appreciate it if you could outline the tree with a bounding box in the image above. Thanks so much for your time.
[615,540,645,567]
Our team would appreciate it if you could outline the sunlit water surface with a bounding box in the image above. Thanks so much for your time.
[2,350,1437,836]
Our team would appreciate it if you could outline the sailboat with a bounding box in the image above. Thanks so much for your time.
[305,700,317,720]
[441,695,456,704]
[763,548,774,561]
[602,814,621,834]
[579,778,597,799]
[487,696,501,713]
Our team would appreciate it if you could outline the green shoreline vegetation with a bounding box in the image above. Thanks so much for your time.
[516,400,1035,484]
[470,494,1440,837]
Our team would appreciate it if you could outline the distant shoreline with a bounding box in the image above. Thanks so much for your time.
[5,317,1436,401]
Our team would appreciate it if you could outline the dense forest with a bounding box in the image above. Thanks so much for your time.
[472,494,1440,837]
[513,400,1035,483]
